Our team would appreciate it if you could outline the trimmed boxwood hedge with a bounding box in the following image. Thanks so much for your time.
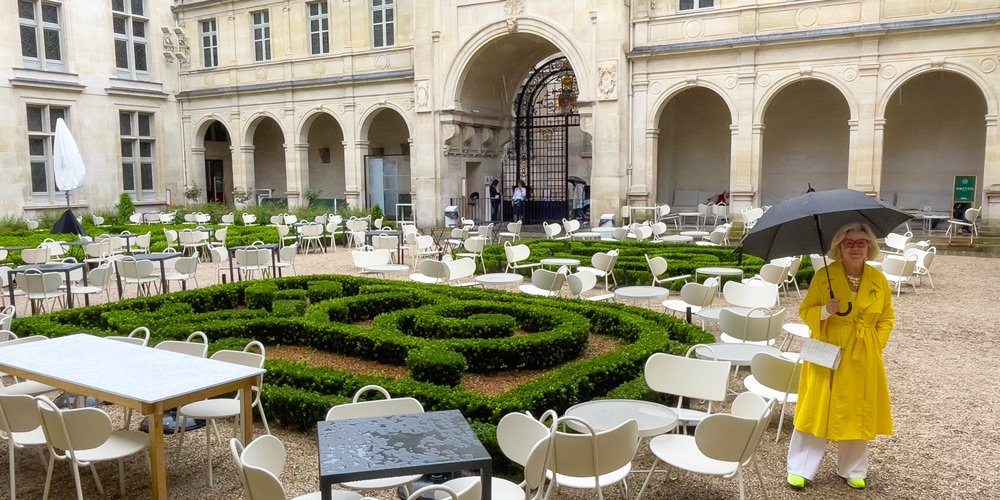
[12,271,721,471]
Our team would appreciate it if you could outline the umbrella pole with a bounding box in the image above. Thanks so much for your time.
[815,215,852,316]
[65,190,70,209]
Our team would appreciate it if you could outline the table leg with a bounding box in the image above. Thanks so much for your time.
[115,262,124,298]
[228,250,236,282]
[479,463,493,500]
[82,268,90,306]
[159,261,168,294]
[64,270,73,309]
[239,383,254,445]
[148,406,168,500]
[7,276,15,312]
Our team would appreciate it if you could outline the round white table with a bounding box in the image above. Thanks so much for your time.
[540,257,580,270]
[661,235,693,244]
[680,230,710,238]
[695,266,744,281]
[614,286,669,304]
[677,211,702,230]
[696,306,759,323]
[363,264,409,276]
[693,343,783,367]
[571,231,602,241]
[474,273,524,287]
[565,399,678,438]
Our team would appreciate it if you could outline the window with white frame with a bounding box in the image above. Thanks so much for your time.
[18,0,64,71]
[120,111,156,201]
[371,0,394,49]
[308,2,329,55]
[679,0,714,10]
[112,0,149,78]
[251,9,271,62]
[201,18,218,68]
[26,104,68,203]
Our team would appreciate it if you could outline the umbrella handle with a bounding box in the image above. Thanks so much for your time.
[835,302,853,316]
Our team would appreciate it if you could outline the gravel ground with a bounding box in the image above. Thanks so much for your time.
[4,247,998,499]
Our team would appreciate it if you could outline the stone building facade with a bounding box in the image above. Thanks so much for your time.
[4,0,999,227]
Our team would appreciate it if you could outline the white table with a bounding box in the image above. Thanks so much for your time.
[614,286,669,307]
[0,334,262,500]
[565,399,678,438]
[695,266,744,281]
[661,235,693,244]
[696,306,758,323]
[680,230,710,239]
[540,258,580,270]
[475,273,524,287]
[677,211,702,229]
[693,342,783,367]
[363,264,410,276]
[629,206,659,224]
[571,231,602,241]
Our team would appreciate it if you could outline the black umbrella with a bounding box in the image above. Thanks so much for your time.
[51,208,87,236]
[738,188,911,315]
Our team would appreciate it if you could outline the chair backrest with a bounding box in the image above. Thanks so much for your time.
[650,221,668,239]
[0,394,43,435]
[530,268,565,292]
[645,352,731,404]
[417,260,449,282]
[646,254,668,279]
[351,248,391,269]
[884,232,911,252]
[809,253,831,271]
[756,263,787,285]
[505,221,522,235]
[36,396,113,455]
[750,352,801,397]
[407,483,482,500]
[414,234,435,251]
[174,255,200,275]
[283,214,297,225]
[154,331,209,357]
[547,416,639,485]
[504,241,531,264]
[240,434,289,500]
[563,218,581,234]
[108,326,150,346]
[693,412,760,463]
[445,258,476,282]
[21,247,49,264]
[278,244,297,264]
[325,384,424,421]
[965,207,981,223]
[719,307,786,343]
[883,254,918,278]
[209,246,229,264]
[678,279,719,308]
[590,250,616,272]
[462,236,487,254]
[723,280,778,309]
[567,270,597,298]
[543,221,562,239]
[611,227,629,240]
[242,213,257,225]
[496,412,552,467]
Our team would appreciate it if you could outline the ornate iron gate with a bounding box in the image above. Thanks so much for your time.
[501,57,580,223]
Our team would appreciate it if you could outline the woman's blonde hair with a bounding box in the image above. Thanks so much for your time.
[828,223,880,261]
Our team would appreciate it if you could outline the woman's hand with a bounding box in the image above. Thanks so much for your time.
[826,299,840,315]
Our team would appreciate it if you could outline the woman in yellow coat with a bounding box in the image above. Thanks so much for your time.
[787,223,894,490]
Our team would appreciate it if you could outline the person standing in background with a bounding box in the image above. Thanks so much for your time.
[512,179,527,222]
[489,179,501,221]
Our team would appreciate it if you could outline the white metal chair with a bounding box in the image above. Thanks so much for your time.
[879,231,912,255]
[410,234,441,267]
[743,351,801,441]
[498,220,523,242]
[946,207,980,245]
[441,411,553,500]
[882,254,918,296]
[519,268,566,297]
[722,281,779,310]
[371,234,399,263]
[567,270,614,301]
[208,246,230,284]
[645,254,691,288]
[20,247,50,265]
[275,244,298,276]
[410,259,449,285]
[662,278,719,326]
[325,385,424,495]
[455,236,488,274]
[36,396,149,500]
[15,270,64,314]
[276,224,298,249]
[635,393,774,500]
[241,213,258,226]
[106,326,150,347]
[220,212,235,226]
[211,227,228,248]
[235,246,273,281]
[177,340,270,487]
[644,351,732,431]
[299,223,326,254]
[504,242,540,274]
[577,249,619,291]
[117,257,159,297]
[232,435,363,500]
[163,254,200,290]
[444,257,478,287]
[718,307,786,346]
[351,248,391,276]
[543,416,639,500]
[0,393,48,500]
[905,246,936,288]
[542,221,563,240]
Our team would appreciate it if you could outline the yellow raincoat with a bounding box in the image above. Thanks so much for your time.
[794,260,894,441]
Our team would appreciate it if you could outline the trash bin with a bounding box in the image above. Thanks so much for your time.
[444,206,460,227]
[599,213,615,227]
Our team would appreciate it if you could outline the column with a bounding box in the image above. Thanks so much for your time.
[286,142,309,209]
[345,140,369,210]
[233,145,255,207]
[982,114,999,225]
[189,147,206,204]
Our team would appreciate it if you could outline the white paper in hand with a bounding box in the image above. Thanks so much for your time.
[800,338,842,370]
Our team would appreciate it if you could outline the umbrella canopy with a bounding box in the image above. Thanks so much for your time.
[738,188,910,316]
[53,118,86,192]
[51,209,86,236]
[738,189,911,262]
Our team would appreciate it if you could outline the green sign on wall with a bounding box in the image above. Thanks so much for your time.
[953,176,977,203]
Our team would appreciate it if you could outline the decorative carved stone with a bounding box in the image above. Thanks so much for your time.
[597,61,618,100]
[414,80,430,112]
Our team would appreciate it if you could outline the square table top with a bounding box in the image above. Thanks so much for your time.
[317,409,491,481]
[0,333,263,404]
[12,262,85,272]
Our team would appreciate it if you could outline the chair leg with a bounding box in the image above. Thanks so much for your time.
[206,420,214,487]
[42,454,55,500]
[89,462,104,495]
[8,441,15,500]
[257,402,271,434]
[634,457,661,500]
[118,458,126,496]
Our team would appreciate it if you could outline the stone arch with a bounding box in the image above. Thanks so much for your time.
[296,107,344,144]
[876,63,996,119]
[648,80,738,130]
[442,16,594,110]
[192,115,232,149]
[754,72,858,124]
[357,101,413,140]
[242,111,287,146]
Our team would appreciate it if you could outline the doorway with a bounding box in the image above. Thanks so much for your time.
[204,159,225,203]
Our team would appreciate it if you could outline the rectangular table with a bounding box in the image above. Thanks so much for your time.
[227,244,280,282]
[114,253,180,297]
[317,410,492,500]
[0,334,263,500]
[7,262,88,313]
